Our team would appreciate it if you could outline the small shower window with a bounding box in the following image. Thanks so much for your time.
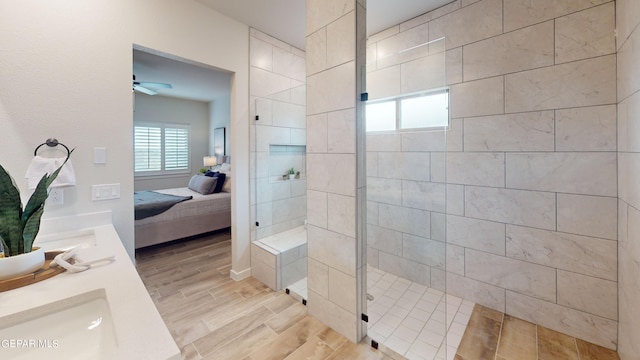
[366,88,449,132]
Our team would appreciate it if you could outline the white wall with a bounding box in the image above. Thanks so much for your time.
[134,95,209,191]
[209,95,231,158]
[0,0,250,272]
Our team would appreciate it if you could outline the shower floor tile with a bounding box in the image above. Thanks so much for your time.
[285,267,475,360]
[367,266,473,360]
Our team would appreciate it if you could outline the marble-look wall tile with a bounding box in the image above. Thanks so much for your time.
[556,105,616,151]
[506,152,617,196]
[555,3,615,64]
[557,270,617,320]
[306,114,328,153]
[377,22,429,62]
[401,180,445,212]
[619,153,640,211]
[451,76,504,118]
[618,20,640,101]
[430,212,445,241]
[618,203,640,359]
[447,215,506,256]
[367,224,403,256]
[504,0,610,32]
[367,201,379,225]
[273,101,306,128]
[378,152,430,181]
[256,126,290,152]
[273,46,306,82]
[366,65,400,100]
[367,177,402,205]
[446,244,465,276]
[465,249,556,302]
[250,36,273,71]
[616,0,640,51]
[307,61,356,115]
[308,225,356,277]
[328,193,356,237]
[272,196,306,224]
[446,47,463,85]
[464,111,555,152]
[447,152,505,187]
[378,252,431,286]
[446,184,465,216]
[308,290,358,343]
[446,272,506,313]
[306,0,355,35]
[326,12,356,68]
[366,133,401,152]
[250,67,293,98]
[291,129,306,145]
[506,225,617,281]
[465,186,556,230]
[399,0,461,33]
[429,0,503,50]
[506,291,618,350]
[401,118,461,152]
[618,91,640,153]
[307,153,356,196]
[401,51,446,94]
[328,268,357,314]
[328,109,356,153]
[506,55,616,113]
[378,203,430,238]
[557,193,617,240]
[367,26,399,44]
[402,234,445,268]
[463,21,554,81]
[307,28,327,76]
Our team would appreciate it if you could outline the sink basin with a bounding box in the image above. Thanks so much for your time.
[0,289,117,359]
[34,229,97,252]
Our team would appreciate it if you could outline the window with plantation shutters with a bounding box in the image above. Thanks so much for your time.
[134,124,190,176]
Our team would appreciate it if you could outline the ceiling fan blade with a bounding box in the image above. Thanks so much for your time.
[137,81,172,89]
[133,84,157,95]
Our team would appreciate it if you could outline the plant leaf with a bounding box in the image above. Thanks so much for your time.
[22,205,44,253]
[0,165,24,257]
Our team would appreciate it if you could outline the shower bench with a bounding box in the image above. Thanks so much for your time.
[251,226,307,291]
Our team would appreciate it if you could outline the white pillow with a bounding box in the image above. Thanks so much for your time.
[220,163,231,173]
[222,176,231,192]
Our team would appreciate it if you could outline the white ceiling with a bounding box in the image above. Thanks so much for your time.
[133,0,453,102]
[133,49,231,103]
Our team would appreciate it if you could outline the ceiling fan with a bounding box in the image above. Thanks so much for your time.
[132,74,172,95]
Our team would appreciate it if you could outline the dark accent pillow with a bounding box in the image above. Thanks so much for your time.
[212,172,226,193]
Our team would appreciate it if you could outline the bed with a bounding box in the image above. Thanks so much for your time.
[134,173,231,249]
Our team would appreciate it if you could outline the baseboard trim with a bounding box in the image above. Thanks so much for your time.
[230,267,251,281]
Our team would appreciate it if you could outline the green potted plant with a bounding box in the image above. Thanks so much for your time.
[0,151,72,280]
[288,167,295,180]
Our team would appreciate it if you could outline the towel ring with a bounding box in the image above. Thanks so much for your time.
[34,138,71,156]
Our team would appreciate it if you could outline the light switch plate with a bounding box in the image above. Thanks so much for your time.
[91,183,120,201]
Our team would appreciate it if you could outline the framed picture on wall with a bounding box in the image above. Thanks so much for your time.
[214,127,226,160]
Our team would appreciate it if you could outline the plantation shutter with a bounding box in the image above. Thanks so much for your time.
[134,126,162,172]
[164,127,189,170]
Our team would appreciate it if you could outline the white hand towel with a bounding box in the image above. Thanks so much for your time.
[25,156,76,190]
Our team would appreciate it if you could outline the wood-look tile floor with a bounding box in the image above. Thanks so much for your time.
[455,304,620,360]
[135,231,397,360]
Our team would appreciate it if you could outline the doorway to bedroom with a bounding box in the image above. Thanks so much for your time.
[132,47,233,252]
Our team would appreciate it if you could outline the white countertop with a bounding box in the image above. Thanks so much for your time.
[0,212,181,360]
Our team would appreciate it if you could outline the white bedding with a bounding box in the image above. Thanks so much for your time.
[135,187,231,225]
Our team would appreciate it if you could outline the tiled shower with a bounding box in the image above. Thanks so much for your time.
[251,0,623,359]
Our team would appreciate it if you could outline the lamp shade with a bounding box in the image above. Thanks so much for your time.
[203,156,217,167]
